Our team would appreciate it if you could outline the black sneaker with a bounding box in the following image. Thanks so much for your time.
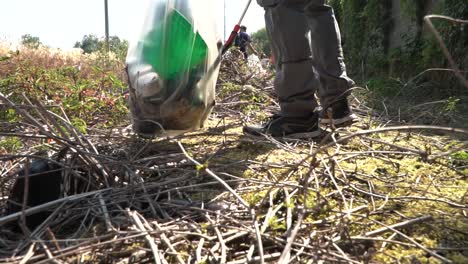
[320,99,359,127]
[243,114,321,139]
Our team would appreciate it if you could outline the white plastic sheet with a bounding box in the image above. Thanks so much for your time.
[126,0,222,137]
[247,54,267,75]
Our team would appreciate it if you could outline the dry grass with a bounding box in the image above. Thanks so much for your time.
[0,43,126,81]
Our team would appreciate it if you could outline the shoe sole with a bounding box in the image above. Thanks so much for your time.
[243,129,321,140]
[320,114,359,127]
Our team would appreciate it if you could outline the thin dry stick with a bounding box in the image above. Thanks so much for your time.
[125,166,158,216]
[424,15,468,88]
[364,215,432,237]
[303,206,368,233]
[226,253,282,264]
[19,243,36,264]
[277,202,305,263]
[292,125,468,184]
[370,218,453,263]
[260,193,283,234]
[430,141,468,160]
[196,237,206,263]
[0,93,69,146]
[380,232,399,251]
[284,188,293,234]
[29,232,154,264]
[0,132,48,139]
[17,202,68,254]
[20,159,31,237]
[208,215,227,264]
[246,243,255,262]
[251,208,265,264]
[177,141,249,209]
[348,183,466,209]
[127,210,162,264]
[289,237,310,263]
[362,136,425,156]
[39,242,61,264]
[0,189,109,226]
[332,242,357,264]
[26,96,73,145]
[321,158,349,212]
[98,194,113,232]
[404,68,468,88]
[149,217,185,264]
[46,228,61,251]
[2,92,112,187]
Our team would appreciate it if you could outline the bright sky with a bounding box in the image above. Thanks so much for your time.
[0,0,266,49]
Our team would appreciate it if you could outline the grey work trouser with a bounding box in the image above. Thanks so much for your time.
[257,0,355,117]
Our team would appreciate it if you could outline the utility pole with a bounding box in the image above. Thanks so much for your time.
[104,0,110,53]
[224,0,226,40]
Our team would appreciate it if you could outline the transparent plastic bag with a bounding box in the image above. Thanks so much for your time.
[126,0,222,137]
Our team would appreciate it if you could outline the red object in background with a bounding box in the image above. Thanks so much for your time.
[222,24,241,55]
[222,0,253,55]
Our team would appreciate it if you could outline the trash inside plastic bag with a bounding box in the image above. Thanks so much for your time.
[126,0,222,137]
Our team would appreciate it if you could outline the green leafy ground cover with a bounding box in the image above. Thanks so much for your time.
[0,45,467,263]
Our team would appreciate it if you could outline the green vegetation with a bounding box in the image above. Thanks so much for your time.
[74,34,129,61]
[0,136,23,153]
[0,43,129,131]
[251,28,270,57]
[74,34,101,54]
[330,0,467,98]
[20,34,42,49]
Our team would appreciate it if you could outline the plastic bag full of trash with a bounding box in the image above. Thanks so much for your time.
[126,0,222,137]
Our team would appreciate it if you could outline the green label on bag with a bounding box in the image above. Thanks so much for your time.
[142,9,208,80]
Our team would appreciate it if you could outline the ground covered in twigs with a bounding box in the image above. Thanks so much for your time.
[1,46,467,263]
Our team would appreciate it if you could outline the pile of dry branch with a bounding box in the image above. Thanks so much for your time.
[0,54,467,264]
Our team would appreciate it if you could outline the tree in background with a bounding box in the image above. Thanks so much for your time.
[330,0,467,97]
[74,35,128,61]
[107,36,129,61]
[251,28,270,58]
[74,35,100,54]
[21,34,42,49]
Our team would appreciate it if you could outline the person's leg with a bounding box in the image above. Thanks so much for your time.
[244,1,321,138]
[304,0,358,125]
[266,3,320,117]
[242,50,248,60]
